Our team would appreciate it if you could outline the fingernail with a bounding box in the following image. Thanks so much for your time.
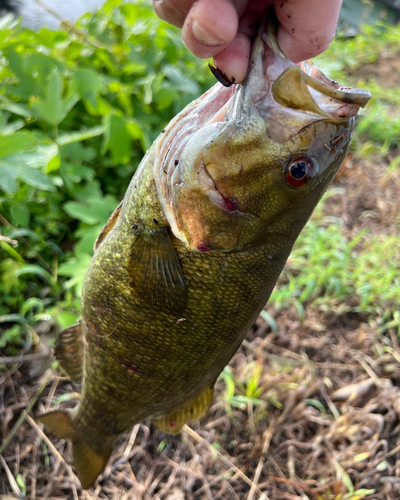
[192,20,223,46]
[208,63,235,87]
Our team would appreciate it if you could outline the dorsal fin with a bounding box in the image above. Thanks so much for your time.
[54,322,83,383]
[94,201,123,252]
[127,226,187,313]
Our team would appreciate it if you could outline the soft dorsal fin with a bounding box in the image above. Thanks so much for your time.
[54,322,83,383]
[94,201,123,252]
[127,226,187,313]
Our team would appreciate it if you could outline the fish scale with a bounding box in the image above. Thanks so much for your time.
[37,17,370,489]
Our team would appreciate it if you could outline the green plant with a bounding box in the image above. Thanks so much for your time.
[269,193,400,333]
[0,0,213,353]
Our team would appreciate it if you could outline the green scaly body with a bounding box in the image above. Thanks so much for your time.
[77,146,291,449]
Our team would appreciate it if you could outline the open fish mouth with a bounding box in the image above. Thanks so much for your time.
[229,12,371,125]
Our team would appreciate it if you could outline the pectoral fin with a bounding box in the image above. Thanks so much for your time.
[54,322,83,384]
[154,385,214,434]
[127,226,187,312]
[94,201,123,251]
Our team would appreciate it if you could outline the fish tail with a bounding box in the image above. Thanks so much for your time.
[37,410,112,489]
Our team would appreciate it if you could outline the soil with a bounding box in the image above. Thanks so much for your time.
[1,57,400,500]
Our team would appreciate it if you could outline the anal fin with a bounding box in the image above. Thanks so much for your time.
[127,226,187,312]
[153,385,214,434]
[55,322,83,384]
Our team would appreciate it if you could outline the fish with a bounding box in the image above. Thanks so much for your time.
[37,16,370,489]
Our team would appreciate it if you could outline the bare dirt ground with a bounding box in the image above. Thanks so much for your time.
[1,61,400,500]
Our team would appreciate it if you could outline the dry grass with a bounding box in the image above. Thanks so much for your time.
[1,301,400,499]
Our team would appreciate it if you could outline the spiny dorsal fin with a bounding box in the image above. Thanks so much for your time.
[127,226,187,313]
[154,385,214,434]
[55,322,83,384]
[94,201,123,252]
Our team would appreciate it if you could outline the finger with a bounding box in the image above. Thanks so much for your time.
[274,0,342,62]
[182,0,240,59]
[153,0,196,28]
[213,32,252,84]
[212,11,260,84]
[210,1,272,83]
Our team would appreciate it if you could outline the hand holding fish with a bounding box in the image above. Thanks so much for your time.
[153,0,342,82]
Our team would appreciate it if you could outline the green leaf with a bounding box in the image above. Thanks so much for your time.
[0,131,37,159]
[0,258,21,292]
[0,118,25,135]
[58,253,93,296]
[16,264,53,283]
[15,165,54,191]
[21,297,44,316]
[60,142,97,162]
[0,95,32,118]
[10,203,30,226]
[0,138,58,192]
[30,70,79,126]
[259,310,278,332]
[72,68,104,107]
[75,224,104,254]
[0,314,25,324]
[0,241,25,263]
[56,311,80,329]
[0,165,18,193]
[57,125,105,146]
[16,474,26,497]
[63,195,118,225]
[5,49,38,99]
[46,154,61,173]
[102,112,133,165]
[163,65,200,94]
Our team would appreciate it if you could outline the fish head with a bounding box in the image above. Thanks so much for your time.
[155,21,370,251]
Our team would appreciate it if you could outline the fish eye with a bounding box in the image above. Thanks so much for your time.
[285,156,316,189]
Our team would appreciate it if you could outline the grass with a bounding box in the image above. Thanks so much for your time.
[270,201,400,332]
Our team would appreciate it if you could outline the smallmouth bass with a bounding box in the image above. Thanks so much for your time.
[38,20,370,488]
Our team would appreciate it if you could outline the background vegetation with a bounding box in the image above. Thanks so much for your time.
[0,0,213,353]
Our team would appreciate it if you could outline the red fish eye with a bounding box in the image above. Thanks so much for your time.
[286,156,315,189]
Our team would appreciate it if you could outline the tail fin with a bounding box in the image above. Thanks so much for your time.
[37,410,112,489]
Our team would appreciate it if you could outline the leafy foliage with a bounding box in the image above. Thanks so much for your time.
[0,0,212,347]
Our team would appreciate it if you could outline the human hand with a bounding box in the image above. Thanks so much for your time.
[153,0,342,83]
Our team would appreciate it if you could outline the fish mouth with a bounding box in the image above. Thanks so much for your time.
[227,10,371,124]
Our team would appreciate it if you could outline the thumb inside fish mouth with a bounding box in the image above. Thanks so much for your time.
[272,65,371,119]
[259,6,371,117]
